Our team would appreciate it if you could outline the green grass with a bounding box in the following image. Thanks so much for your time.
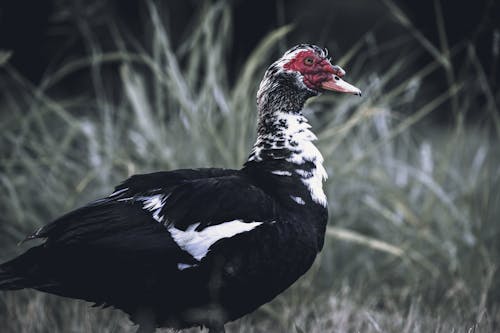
[1,1,499,332]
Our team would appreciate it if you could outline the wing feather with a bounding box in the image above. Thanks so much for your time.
[28,168,276,261]
[17,168,278,309]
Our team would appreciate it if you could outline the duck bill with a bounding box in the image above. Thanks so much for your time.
[321,76,362,96]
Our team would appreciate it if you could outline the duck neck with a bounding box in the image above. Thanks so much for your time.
[243,78,327,207]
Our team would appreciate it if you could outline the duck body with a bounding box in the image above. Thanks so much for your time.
[5,166,326,330]
[0,44,361,332]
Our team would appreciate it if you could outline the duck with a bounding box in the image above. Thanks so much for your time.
[0,44,361,333]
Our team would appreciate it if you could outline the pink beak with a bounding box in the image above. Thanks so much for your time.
[321,75,362,96]
[320,64,361,96]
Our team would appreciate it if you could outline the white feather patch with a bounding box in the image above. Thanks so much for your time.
[109,187,128,197]
[139,194,168,223]
[169,220,263,261]
[177,263,194,270]
[272,170,292,176]
[250,112,328,207]
[290,195,305,205]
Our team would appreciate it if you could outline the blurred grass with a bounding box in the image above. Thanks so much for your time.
[1,1,499,332]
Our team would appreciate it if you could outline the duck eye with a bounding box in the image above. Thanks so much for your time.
[304,57,314,66]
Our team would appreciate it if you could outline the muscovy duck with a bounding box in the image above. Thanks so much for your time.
[0,44,361,333]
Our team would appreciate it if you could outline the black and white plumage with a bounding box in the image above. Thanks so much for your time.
[0,44,361,333]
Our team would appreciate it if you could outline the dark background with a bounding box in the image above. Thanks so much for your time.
[1,0,499,117]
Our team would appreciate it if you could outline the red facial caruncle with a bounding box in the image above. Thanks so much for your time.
[283,50,361,96]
